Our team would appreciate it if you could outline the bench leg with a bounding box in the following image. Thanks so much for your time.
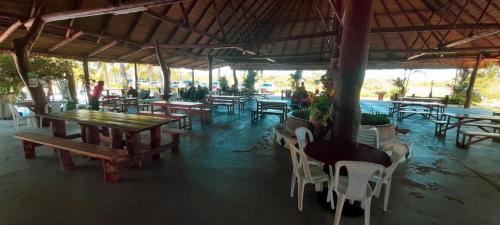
[171,133,181,153]
[57,149,74,170]
[102,160,119,182]
[23,140,36,159]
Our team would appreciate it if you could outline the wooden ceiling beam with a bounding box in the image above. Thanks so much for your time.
[146,4,173,42]
[144,9,225,43]
[65,0,83,38]
[180,2,190,26]
[41,0,185,22]
[48,31,84,52]
[372,23,500,33]
[0,20,23,44]
[126,12,143,41]
[211,0,225,41]
[441,30,500,49]
[88,40,119,56]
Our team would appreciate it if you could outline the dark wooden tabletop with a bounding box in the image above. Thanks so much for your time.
[42,110,177,132]
[305,140,391,167]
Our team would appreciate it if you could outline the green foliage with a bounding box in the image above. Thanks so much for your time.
[361,113,391,126]
[218,76,229,91]
[309,94,331,125]
[391,77,407,97]
[0,54,75,95]
[0,55,22,94]
[290,70,303,89]
[448,95,465,105]
[243,69,258,92]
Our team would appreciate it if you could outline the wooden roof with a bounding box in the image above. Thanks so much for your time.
[0,0,499,69]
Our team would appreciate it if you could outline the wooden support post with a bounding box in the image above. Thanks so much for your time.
[191,68,195,84]
[10,9,47,118]
[332,0,375,142]
[464,54,483,108]
[155,40,170,100]
[232,64,238,88]
[208,55,213,91]
[82,58,91,104]
[134,63,139,90]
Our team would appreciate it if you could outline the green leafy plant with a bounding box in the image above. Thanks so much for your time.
[290,70,303,89]
[243,69,258,92]
[391,77,408,97]
[218,76,229,91]
[309,94,331,125]
[361,113,391,126]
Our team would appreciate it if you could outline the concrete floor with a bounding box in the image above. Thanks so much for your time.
[0,100,499,225]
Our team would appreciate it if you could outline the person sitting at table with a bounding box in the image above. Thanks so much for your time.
[90,81,105,110]
[127,86,138,97]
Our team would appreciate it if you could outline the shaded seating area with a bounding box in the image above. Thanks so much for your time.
[0,0,499,225]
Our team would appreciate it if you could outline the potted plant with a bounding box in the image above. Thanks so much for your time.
[376,91,387,101]
[309,94,331,133]
[361,113,395,142]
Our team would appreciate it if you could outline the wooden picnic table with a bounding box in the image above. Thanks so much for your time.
[150,100,205,129]
[438,113,500,147]
[42,110,178,166]
[251,99,289,123]
[390,101,445,120]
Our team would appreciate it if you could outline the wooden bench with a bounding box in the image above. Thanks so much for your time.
[172,107,212,124]
[457,131,500,149]
[431,120,448,136]
[162,128,188,153]
[251,109,286,123]
[12,132,128,182]
[397,110,430,121]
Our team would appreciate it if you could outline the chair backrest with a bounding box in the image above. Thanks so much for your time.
[358,125,379,149]
[334,161,383,200]
[382,145,409,179]
[8,104,21,119]
[295,127,314,151]
[289,145,313,181]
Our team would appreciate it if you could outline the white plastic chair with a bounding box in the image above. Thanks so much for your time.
[289,144,330,211]
[291,127,324,198]
[8,104,36,130]
[359,125,380,149]
[330,161,384,225]
[372,143,409,211]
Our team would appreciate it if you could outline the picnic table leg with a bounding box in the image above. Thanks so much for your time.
[187,108,193,129]
[80,125,87,142]
[150,127,161,160]
[125,132,140,167]
[102,160,119,182]
[455,120,462,147]
[51,119,74,169]
[86,125,100,145]
[23,140,36,159]
[111,128,124,149]
[171,133,180,153]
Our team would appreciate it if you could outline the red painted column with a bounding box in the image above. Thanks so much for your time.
[332,0,375,142]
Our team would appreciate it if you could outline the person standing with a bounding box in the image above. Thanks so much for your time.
[91,81,105,110]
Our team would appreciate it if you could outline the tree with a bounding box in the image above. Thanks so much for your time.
[290,70,303,89]
[243,69,258,92]
[218,76,229,91]
[391,77,408,97]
